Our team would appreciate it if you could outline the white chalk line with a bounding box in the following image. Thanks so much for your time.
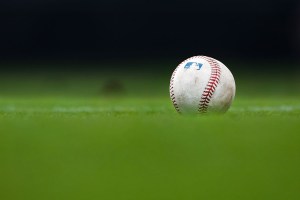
[0,106,168,113]
[0,105,299,114]
[230,105,300,112]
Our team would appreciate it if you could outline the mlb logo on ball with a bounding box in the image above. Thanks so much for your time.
[184,62,203,70]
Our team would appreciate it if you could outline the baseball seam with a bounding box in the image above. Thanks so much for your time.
[198,56,221,113]
[170,64,181,113]
[170,56,203,113]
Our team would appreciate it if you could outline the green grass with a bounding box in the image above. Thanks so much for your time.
[0,69,300,200]
[0,96,299,200]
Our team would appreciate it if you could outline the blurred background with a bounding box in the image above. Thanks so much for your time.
[0,0,299,96]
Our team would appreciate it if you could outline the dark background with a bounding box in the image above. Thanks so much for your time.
[0,0,299,69]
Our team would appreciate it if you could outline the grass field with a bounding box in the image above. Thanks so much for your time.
[0,67,300,200]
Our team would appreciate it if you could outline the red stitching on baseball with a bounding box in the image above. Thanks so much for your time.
[198,56,221,113]
[170,64,181,113]
[170,56,221,114]
[170,56,201,113]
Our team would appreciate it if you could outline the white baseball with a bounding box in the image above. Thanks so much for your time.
[170,56,236,114]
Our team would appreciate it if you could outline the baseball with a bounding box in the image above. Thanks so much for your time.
[170,56,236,114]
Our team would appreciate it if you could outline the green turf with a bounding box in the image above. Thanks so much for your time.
[0,96,299,200]
[0,69,300,200]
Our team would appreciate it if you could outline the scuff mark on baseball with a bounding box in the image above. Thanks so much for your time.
[169,56,236,114]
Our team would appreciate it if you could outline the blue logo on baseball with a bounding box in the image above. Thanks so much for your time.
[184,62,203,70]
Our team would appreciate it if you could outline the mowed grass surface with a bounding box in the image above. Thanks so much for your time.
[0,69,300,200]
[0,97,300,200]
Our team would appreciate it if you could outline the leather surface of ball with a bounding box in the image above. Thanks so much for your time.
[170,56,236,114]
